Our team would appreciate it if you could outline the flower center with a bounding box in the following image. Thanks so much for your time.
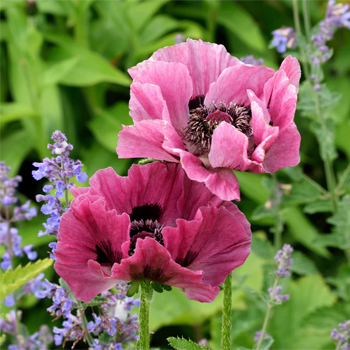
[128,204,164,256]
[183,96,252,156]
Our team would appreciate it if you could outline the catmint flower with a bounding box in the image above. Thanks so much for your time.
[0,310,53,350]
[274,244,293,278]
[331,320,350,349]
[271,26,296,53]
[254,330,270,342]
[33,130,88,238]
[240,55,264,66]
[175,33,185,44]
[268,285,289,303]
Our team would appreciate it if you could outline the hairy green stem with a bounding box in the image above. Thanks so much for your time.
[221,272,232,350]
[256,279,278,350]
[301,174,328,195]
[335,162,350,194]
[139,281,152,350]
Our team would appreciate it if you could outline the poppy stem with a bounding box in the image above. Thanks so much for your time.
[221,272,232,350]
[139,280,152,350]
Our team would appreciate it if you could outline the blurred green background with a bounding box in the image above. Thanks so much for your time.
[1,0,350,349]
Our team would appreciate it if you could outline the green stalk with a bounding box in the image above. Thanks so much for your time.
[302,0,311,40]
[292,0,310,80]
[255,279,278,350]
[221,272,232,350]
[139,281,152,350]
[79,305,94,345]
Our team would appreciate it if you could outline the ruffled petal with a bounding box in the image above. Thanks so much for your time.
[88,163,199,226]
[263,56,301,107]
[131,61,192,135]
[54,198,130,301]
[117,120,184,162]
[130,38,240,97]
[204,63,275,107]
[180,151,240,201]
[130,82,170,123]
[247,90,280,161]
[163,204,251,286]
[111,237,220,302]
[208,122,250,171]
[263,123,301,173]
[267,70,298,131]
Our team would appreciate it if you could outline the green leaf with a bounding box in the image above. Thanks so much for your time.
[0,103,37,124]
[282,207,330,257]
[88,102,132,152]
[43,32,131,87]
[126,281,140,297]
[281,182,321,205]
[270,275,336,349]
[251,235,275,260]
[152,282,164,294]
[42,57,80,87]
[217,2,265,52]
[303,201,333,214]
[234,172,269,204]
[291,251,319,276]
[140,15,179,44]
[167,337,206,350]
[310,120,337,162]
[0,129,34,177]
[0,259,53,300]
[251,205,275,222]
[252,337,274,350]
[326,195,350,248]
[327,264,350,301]
[126,0,169,32]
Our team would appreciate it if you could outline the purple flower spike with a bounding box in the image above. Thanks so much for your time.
[32,130,88,238]
[268,285,289,303]
[271,26,296,53]
[274,244,293,278]
[331,320,350,349]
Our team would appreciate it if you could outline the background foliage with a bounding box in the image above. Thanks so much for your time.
[1,0,350,349]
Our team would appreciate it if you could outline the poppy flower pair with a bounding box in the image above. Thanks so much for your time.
[55,39,300,302]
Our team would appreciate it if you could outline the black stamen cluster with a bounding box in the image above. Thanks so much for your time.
[183,99,252,156]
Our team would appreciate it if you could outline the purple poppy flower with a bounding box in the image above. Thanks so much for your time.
[54,162,251,303]
[117,39,301,200]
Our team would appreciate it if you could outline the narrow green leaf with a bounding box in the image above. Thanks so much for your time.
[217,2,265,52]
[0,259,53,300]
[43,32,131,87]
[0,103,37,124]
[126,0,169,32]
[167,337,206,350]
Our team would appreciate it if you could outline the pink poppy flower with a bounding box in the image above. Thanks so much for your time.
[54,162,251,303]
[117,39,301,201]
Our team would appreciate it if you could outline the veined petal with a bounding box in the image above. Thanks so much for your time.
[130,38,240,97]
[208,122,250,171]
[180,151,241,201]
[263,123,301,173]
[205,63,275,107]
[130,82,170,123]
[111,237,220,302]
[132,61,192,136]
[117,120,184,162]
